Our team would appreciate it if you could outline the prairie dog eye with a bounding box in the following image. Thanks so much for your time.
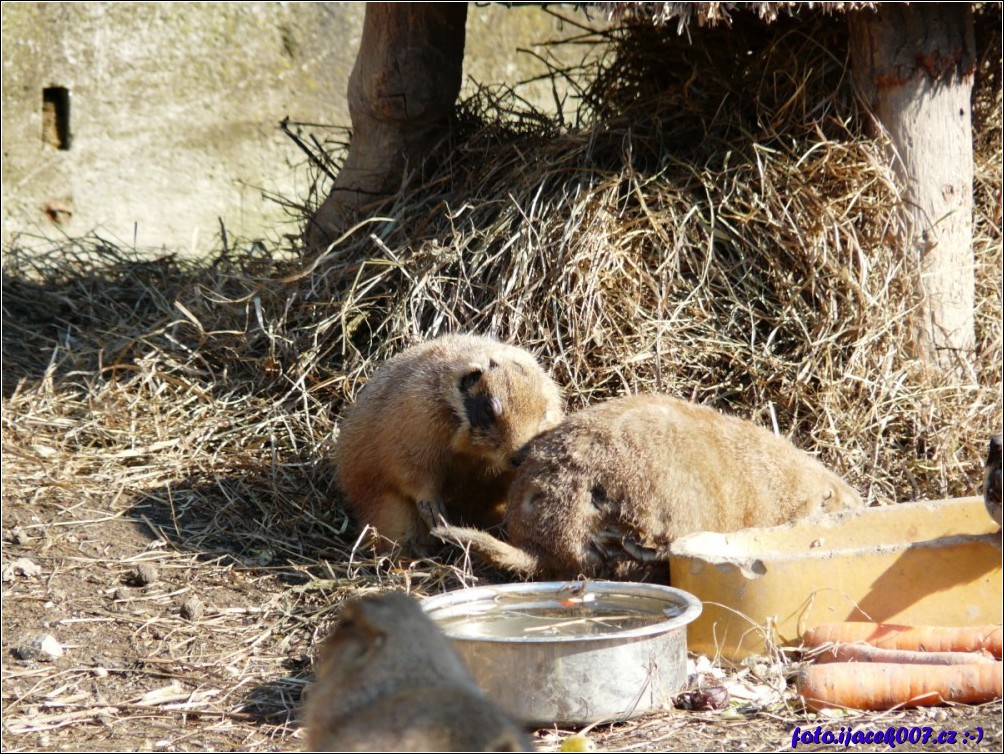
[522,491,541,514]
[458,369,483,393]
[337,617,357,633]
[590,486,608,509]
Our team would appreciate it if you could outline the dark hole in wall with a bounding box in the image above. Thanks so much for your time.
[42,86,71,150]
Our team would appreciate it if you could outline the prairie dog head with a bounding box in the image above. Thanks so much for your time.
[501,440,606,576]
[306,593,533,753]
[799,465,864,515]
[820,480,864,512]
[447,356,563,471]
[309,593,474,714]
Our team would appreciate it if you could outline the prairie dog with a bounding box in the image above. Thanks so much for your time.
[335,334,563,552]
[304,592,532,752]
[435,393,863,581]
[986,434,1002,528]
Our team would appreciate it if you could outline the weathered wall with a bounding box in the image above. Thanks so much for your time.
[1,2,585,254]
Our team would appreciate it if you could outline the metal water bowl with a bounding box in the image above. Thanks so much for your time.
[422,581,702,726]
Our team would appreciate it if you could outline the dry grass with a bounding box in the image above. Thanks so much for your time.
[2,9,1001,752]
[279,12,1000,502]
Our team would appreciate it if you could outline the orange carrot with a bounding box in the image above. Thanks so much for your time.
[810,643,996,666]
[803,622,1003,659]
[797,662,1003,711]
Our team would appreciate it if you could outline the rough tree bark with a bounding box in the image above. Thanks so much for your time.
[306,2,468,249]
[849,4,977,377]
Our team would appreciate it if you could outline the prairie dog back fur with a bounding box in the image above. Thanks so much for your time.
[304,592,531,752]
[335,334,563,551]
[435,394,863,581]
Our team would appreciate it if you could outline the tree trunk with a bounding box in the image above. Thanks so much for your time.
[306,2,467,249]
[849,4,976,377]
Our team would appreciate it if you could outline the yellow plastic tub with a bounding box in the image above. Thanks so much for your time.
[670,497,1002,660]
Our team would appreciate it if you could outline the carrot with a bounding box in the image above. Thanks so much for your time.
[797,662,1003,711]
[803,622,1003,659]
[810,643,996,666]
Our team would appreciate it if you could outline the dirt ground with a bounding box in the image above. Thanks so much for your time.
[2,476,1001,752]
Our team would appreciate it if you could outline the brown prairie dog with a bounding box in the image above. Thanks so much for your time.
[335,334,563,552]
[304,592,532,752]
[435,393,863,581]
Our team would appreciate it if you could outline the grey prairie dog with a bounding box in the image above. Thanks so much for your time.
[304,592,532,752]
[335,334,563,552]
[434,393,863,581]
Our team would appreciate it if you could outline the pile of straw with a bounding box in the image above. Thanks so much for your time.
[4,11,1001,554]
[286,11,1000,503]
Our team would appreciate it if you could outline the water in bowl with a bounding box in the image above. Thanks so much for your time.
[431,589,685,639]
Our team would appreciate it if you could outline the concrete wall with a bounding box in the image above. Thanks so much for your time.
[1,2,587,255]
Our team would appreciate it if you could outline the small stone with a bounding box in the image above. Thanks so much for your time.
[243,548,274,567]
[113,587,132,602]
[128,563,158,586]
[1,557,42,582]
[15,633,64,662]
[93,666,109,678]
[741,654,773,680]
[31,444,58,458]
[180,596,204,621]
